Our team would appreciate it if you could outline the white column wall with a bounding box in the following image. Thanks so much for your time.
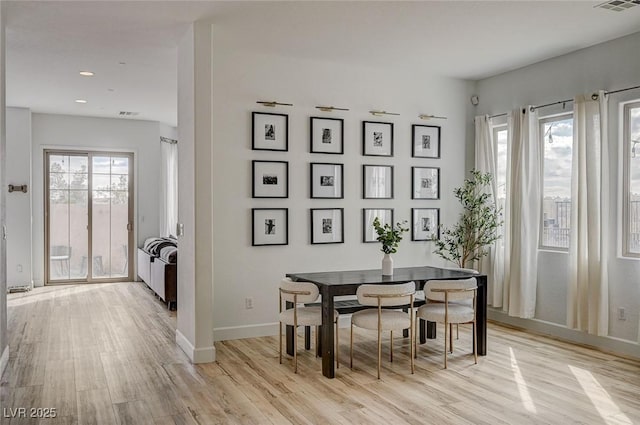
[6,107,31,288]
[209,24,474,340]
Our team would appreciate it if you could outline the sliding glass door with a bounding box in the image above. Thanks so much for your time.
[45,151,134,283]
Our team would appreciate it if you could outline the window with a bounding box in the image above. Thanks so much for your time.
[493,125,508,212]
[540,114,573,249]
[623,101,640,257]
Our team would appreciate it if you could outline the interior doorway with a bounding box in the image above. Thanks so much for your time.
[45,150,134,284]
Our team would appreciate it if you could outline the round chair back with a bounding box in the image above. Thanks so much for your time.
[279,278,319,304]
[424,277,476,302]
[356,281,416,307]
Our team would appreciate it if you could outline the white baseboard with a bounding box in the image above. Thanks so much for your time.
[488,309,640,360]
[175,329,216,364]
[0,345,8,378]
[214,322,279,341]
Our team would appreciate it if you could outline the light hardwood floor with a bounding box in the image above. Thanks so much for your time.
[2,282,640,424]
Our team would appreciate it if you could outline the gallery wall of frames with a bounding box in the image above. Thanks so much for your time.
[250,111,442,247]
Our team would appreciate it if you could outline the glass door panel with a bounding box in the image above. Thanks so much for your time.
[47,153,88,281]
[91,155,131,280]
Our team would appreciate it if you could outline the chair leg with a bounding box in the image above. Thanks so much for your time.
[414,316,419,359]
[377,323,382,380]
[294,326,298,374]
[336,321,340,369]
[350,323,354,369]
[443,320,448,369]
[473,321,478,365]
[390,330,393,363]
[279,322,282,365]
[410,318,414,374]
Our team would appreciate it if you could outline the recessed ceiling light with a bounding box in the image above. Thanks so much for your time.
[79,71,94,77]
[75,99,87,104]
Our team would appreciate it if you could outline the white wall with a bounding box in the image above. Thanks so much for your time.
[476,31,640,350]
[6,107,32,287]
[30,113,162,285]
[210,24,474,340]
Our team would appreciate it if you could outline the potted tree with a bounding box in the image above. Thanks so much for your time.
[373,217,409,275]
[433,170,502,268]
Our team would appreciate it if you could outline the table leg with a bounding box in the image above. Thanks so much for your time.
[477,275,487,356]
[286,301,294,356]
[305,327,311,350]
[320,286,335,378]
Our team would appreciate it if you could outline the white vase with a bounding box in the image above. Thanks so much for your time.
[382,253,393,276]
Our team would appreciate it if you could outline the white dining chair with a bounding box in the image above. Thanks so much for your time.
[416,277,477,369]
[279,278,339,373]
[350,281,415,379]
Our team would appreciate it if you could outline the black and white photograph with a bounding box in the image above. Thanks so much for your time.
[252,208,288,246]
[363,121,394,156]
[412,166,439,199]
[363,164,394,199]
[310,117,344,154]
[252,160,288,198]
[311,208,344,244]
[311,162,343,198]
[412,208,440,241]
[363,208,394,243]
[252,112,288,151]
[412,124,441,158]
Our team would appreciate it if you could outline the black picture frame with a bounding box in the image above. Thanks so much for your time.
[252,160,289,198]
[310,162,344,199]
[362,121,394,157]
[310,208,344,244]
[362,208,394,243]
[310,117,344,154]
[412,124,441,158]
[411,208,440,241]
[252,112,289,151]
[362,164,394,199]
[252,208,288,246]
[412,166,440,200]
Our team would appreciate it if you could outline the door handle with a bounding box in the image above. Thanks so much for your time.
[127,223,133,231]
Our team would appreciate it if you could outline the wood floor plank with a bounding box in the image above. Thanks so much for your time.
[3,282,640,425]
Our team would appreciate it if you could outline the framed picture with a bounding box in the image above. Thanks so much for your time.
[412,208,440,241]
[412,124,441,158]
[362,121,393,157]
[310,117,344,154]
[310,208,344,244]
[363,208,394,243]
[363,164,394,199]
[412,166,439,199]
[310,162,344,199]
[252,112,288,151]
[252,208,288,246]
[252,160,288,198]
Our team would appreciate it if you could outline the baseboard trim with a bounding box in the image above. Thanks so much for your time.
[0,345,8,378]
[214,322,279,341]
[488,309,640,360]
[175,329,216,364]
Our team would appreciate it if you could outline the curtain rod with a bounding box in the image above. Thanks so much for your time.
[487,83,640,119]
[160,136,177,145]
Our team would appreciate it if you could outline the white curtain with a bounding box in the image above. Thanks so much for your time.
[503,107,541,318]
[567,92,609,336]
[160,140,178,237]
[474,115,505,307]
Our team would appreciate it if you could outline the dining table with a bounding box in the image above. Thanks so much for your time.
[286,266,487,378]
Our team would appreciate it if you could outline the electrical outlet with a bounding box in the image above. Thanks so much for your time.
[618,307,626,321]
[16,264,23,273]
[245,297,254,309]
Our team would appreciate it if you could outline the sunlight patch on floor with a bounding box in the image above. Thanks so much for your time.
[509,347,537,413]
[569,365,632,425]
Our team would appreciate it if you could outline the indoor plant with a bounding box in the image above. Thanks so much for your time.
[433,169,502,268]
[373,217,409,275]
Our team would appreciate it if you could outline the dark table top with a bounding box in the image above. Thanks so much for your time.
[287,266,484,287]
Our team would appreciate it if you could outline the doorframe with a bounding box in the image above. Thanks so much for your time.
[44,149,135,284]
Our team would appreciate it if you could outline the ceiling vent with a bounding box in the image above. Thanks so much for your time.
[118,111,139,117]
[595,0,640,11]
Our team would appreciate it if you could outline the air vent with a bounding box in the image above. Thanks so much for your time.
[595,0,639,11]
[118,111,139,117]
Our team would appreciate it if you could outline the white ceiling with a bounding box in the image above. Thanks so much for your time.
[6,1,640,127]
